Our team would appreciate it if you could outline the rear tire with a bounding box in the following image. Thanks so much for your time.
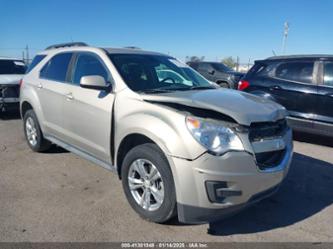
[23,110,51,152]
[121,143,177,223]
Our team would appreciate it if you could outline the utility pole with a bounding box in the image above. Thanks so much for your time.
[22,51,25,62]
[25,45,29,65]
[282,22,289,54]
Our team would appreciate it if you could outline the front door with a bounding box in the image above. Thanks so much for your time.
[62,52,114,163]
[271,60,317,121]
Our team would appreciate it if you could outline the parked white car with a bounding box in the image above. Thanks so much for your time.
[0,57,26,112]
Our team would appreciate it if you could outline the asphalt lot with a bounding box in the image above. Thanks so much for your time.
[0,112,333,242]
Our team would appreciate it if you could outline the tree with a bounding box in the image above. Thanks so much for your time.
[221,56,236,69]
[186,56,205,62]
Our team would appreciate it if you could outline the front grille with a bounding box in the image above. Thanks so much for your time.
[0,85,20,98]
[255,149,286,170]
[249,119,287,142]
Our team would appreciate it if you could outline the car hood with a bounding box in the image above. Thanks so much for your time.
[0,74,23,85]
[142,88,287,126]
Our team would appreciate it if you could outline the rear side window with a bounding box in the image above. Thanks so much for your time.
[324,62,333,87]
[40,53,73,82]
[26,55,46,73]
[72,53,109,85]
[0,60,26,74]
[275,62,314,84]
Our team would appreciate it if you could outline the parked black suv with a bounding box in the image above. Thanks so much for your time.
[239,55,333,137]
[187,61,244,89]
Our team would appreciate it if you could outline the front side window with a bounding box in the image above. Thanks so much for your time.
[40,53,73,82]
[0,60,26,74]
[72,53,109,85]
[109,54,214,93]
[324,62,333,87]
[275,61,314,84]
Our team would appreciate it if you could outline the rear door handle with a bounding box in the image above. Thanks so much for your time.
[270,85,282,91]
[37,83,43,89]
[65,93,74,101]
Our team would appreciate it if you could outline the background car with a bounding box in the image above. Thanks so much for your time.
[0,57,26,112]
[239,55,333,137]
[187,61,244,89]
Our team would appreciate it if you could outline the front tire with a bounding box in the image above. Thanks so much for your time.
[121,143,177,223]
[23,109,51,152]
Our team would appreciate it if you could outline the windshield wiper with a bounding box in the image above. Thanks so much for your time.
[187,86,216,90]
[139,85,216,94]
[139,88,174,94]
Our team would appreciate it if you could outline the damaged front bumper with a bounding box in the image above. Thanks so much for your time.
[0,84,20,111]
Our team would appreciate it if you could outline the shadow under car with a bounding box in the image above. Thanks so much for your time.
[208,152,333,235]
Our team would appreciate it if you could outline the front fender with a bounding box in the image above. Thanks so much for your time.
[114,94,206,162]
[115,112,206,161]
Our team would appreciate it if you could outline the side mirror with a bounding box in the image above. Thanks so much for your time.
[208,69,215,75]
[80,75,111,91]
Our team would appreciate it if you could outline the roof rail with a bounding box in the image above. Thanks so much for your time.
[45,42,88,50]
[123,46,141,50]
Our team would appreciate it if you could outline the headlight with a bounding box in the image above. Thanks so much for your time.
[186,116,244,155]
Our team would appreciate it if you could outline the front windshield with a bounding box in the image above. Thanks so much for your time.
[109,53,215,93]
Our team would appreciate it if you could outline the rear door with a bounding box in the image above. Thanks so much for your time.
[38,52,73,137]
[62,52,115,163]
[315,60,333,135]
[270,61,317,120]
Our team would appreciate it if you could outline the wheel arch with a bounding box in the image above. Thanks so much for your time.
[115,133,168,179]
[21,101,34,118]
[216,80,231,88]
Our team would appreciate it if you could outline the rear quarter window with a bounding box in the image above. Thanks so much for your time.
[40,53,73,82]
[26,55,46,73]
[247,62,275,77]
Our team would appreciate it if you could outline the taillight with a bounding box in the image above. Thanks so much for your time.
[19,79,23,88]
[238,80,249,91]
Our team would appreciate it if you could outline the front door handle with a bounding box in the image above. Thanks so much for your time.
[37,83,43,89]
[65,93,74,101]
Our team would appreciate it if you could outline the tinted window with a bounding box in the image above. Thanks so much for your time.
[40,53,72,82]
[324,62,333,87]
[249,62,276,77]
[0,60,26,74]
[26,55,46,73]
[275,62,314,83]
[72,53,109,85]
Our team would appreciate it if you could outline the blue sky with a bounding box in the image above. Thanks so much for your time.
[1,0,333,63]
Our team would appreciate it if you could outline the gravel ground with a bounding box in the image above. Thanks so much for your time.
[0,113,332,242]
